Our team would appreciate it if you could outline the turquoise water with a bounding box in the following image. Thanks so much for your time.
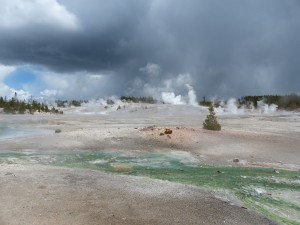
[0,123,20,139]
[0,123,8,136]
[0,123,38,139]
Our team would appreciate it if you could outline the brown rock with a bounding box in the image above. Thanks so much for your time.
[164,129,173,134]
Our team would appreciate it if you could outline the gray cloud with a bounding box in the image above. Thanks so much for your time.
[0,0,300,99]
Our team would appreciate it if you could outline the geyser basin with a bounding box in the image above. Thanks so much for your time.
[1,149,299,225]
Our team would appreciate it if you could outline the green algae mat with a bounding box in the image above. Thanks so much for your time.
[1,150,299,225]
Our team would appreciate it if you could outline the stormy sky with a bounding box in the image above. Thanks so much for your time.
[0,0,299,101]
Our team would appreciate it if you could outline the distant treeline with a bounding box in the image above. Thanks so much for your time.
[120,96,157,104]
[0,94,63,114]
[238,94,300,110]
[55,100,88,107]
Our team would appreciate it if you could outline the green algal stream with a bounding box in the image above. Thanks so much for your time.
[1,150,299,225]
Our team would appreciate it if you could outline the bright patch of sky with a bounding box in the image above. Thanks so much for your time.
[0,65,47,100]
[4,67,37,90]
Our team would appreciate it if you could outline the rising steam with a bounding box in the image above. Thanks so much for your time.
[215,98,278,115]
[161,84,198,106]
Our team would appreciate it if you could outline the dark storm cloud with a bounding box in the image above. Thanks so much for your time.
[0,0,300,98]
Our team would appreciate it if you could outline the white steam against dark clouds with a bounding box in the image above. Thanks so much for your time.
[0,0,299,100]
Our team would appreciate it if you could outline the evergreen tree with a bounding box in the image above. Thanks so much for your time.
[203,105,221,131]
[18,102,26,114]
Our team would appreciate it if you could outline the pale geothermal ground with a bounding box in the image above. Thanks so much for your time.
[0,103,299,225]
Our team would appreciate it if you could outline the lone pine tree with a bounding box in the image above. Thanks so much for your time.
[203,105,221,131]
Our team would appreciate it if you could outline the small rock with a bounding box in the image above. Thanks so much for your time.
[5,172,14,176]
[216,170,224,174]
[254,187,267,195]
[274,170,280,174]
[159,133,164,136]
[38,185,47,189]
[233,158,239,163]
[55,129,61,133]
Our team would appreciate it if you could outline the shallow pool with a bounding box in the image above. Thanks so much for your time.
[0,123,46,139]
